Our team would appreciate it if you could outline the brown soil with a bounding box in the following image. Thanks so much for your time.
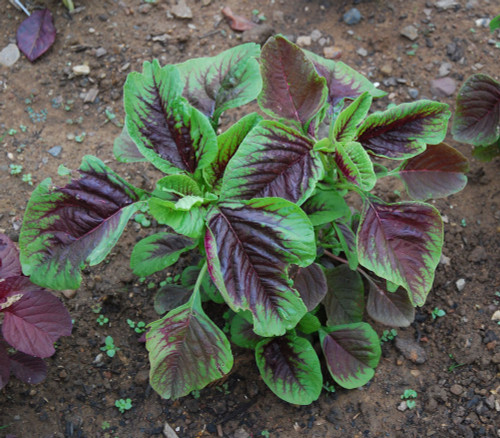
[1,0,499,437]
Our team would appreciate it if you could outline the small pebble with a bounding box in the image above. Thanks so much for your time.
[450,384,464,396]
[296,36,312,47]
[343,8,361,25]
[430,77,457,97]
[48,146,62,157]
[408,88,419,99]
[357,47,368,57]
[455,278,466,292]
[95,47,107,58]
[61,289,77,299]
[401,25,419,41]
[310,29,322,42]
[0,44,20,67]
[397,401,408,411]
[72,65,90,76]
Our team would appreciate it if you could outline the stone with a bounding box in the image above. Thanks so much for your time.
[171,0,192,19]
[395,337,427,364]
[397,401,408,411]
[446,40,464,62]
[408,88,419,99]
[61,289,77,299]
[357,47,368,57]
[82,88,99,103]
[468,246,487,262]
[163,422,179,438]
[233,428,250,438]
[242,24,274,45]
[455,278,466,292]
[438,62,451,77]
[0,44,20,67]
[430,77,457,97]
[310,29,322,42]
[491,310,500,322]
[296,36,312,47]
[95,47,107,58]
[435,0,459,10]
[323,46,341,59]
[138,3,152,14]
[450,384,464,396]
[72,65,90,75]
[401,25,419,41]
[134,369,150,385]
[48,146,62,157]
[380,64,393,76]
[343,8,361,25]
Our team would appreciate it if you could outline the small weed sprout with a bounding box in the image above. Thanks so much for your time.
[22,174,33,186]
[9,164,23,175]
[401,389,418,409]
[115,398,132,413]
[431,307,446,320]
[101,421,111,430]
[381,329,398,343]
[323,382,336,393]
[127,319,147,333]
[96,315,109,326]
[100,336,119,357]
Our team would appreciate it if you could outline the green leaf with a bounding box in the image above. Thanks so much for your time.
[177,43,262,123]
[490,14,500,33]
[230,312,261,349]
[124,61,217,174]
[149,197,206,238]
[324,265,364,326]
[300,185,350,226]
[320,322,381,389]
[113,125,146,163]
[334,141,376,191]
[131,233,196,277]
[297,312,321,334]
[332,92,372,144]
[155,174,203,198]
[147,290,233,399]
[204,112,262,190]
[256,334,322,405]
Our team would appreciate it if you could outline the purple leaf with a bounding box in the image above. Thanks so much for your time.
[289,263,327,311]
[258,36,327,128]
[320,323,381,389]
[16,9,56,62]
[19,156,145,290]
[220,121,323,204]
[366,280,415,327]
[147,294,233,399]
[9,351,47,384]
[255,334,322,405]
[452,74,500,146]
[323,265,364,326]
[305,50,386,109]
[124,62,217,174]
[399,143,469,200]
[2,284,72,358]
[205,199,315,337]
[357,100,451,159]
[0,234,22,279]
[356,200,443,306]
[230,312,261,349]
[0,345,10,390]
[333,221,358,270]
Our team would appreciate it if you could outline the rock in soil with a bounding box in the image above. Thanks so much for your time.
[395,337,427,364]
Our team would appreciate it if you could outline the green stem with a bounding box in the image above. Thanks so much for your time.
[191,260,208,302]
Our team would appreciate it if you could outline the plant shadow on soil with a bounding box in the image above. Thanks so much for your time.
[0,0,499,437]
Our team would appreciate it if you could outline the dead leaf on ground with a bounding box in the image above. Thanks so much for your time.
[221,6,256,32]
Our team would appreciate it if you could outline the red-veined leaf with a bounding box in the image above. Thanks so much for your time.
[258,36,327,129]
[356,199,443,306]
[255,334,322,405]
[19,156,146,290]
[452,74,500,146]
[399,143,469,200]
[220,120,323,204]
[205,198,315,337]
[334,141,376,191]
[320,322,381,389]
[9,351,47,384]
[230,312,261,349]
[357,100,451,159]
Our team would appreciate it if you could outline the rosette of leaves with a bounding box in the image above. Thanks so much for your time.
[18,35,468,404]
[0,234,72,390]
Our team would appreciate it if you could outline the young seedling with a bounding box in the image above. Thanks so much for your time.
[96,315,109,326]
[100,336,119,358]
[115,398,132,413]
[9,164,23,175]
[18,35,468,405]
[381,329,398,343]
[401,389,418,409]
[22,173,33,186]
[431,307,446,320]
[127,319,146,333]
[101,421,111,431]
